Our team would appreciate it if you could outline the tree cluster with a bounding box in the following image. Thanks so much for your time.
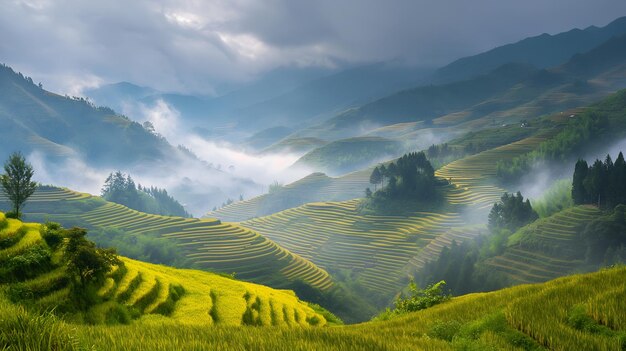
[572,152,626,209]
[488,192,538,232]
[368,151,437,200]
[101,171,190,217]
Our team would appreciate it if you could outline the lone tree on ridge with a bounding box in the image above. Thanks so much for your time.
[1,152,38,218]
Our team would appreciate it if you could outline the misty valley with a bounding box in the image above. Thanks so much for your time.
[1,3,626,351]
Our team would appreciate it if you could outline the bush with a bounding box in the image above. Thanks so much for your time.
[394,280,451,313]
[0,225,27,250]
[41,222,64,249]
[4,211,19,219]
[3,244,52,282]
[428,320,462,341]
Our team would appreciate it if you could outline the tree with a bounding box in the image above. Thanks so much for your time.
[572,159,589,205]
[488,192,538,232]
[369,167,382,191]
[379,164,387,188]
[0,152,38,218]
[64,227,120,291]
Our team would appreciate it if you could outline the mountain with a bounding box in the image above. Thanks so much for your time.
[0,63,263,215]
[296,33,626,143]
[83,81,157,115]
[431,16,626,84]
[84,66,334,133]
[0,64,171,165]
[231,62,432,132]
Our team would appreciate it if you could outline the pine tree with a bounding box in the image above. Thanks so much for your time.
[572,159,589,205]
[369,167,382,191]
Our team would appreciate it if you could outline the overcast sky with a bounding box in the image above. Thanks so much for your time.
[1,0,625,95]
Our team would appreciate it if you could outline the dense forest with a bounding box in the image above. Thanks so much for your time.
[101,172,190,217]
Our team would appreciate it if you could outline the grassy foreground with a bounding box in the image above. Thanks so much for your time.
[2,261,625,350]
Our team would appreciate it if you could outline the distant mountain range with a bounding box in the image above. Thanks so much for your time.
[430,16,626,84]
[286,20,626,174]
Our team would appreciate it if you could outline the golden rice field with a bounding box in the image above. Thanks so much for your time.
[0,188,333,291]
[3,261,625,350]
[241,199,483,295]
[0,213,328,327]
[485,205,602,284]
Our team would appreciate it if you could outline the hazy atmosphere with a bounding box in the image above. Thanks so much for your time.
[1,2,626,349]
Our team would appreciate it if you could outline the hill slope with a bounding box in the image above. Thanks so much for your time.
[0,64,172,165]
[0,213,328,327]
[484,205,603,284]
[241,198,482,299]
[3,262,624,350]
[0,187,333,292]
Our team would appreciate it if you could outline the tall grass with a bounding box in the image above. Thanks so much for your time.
[5,267,625,350]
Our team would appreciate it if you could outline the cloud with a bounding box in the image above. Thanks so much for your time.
[1,0,625,95]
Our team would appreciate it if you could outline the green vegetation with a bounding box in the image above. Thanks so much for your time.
[496,89,626,184]
[531,179,574,218]
[363,151,445,214]
[496,111,609,183]
[0,152,37,219]
[102,171,190,217]
[488,192,538,232]
[581,204,626,265]
[376,280,451,320]
[87,227,192,268]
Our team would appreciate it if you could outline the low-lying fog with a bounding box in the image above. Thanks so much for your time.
[28,99,314,217]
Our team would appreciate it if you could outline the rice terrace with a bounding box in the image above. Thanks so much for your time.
[1,2,626,350]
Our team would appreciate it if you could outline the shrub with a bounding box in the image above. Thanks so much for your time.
[394,280,451,314]
[41,222,64,249]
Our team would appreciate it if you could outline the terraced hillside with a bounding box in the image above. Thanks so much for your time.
[209,170,371,222]
[436,133,559,210]
[0,213,328,327]
[0,187,333,291]
[485,205,602,284]
[242,199,484,296]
